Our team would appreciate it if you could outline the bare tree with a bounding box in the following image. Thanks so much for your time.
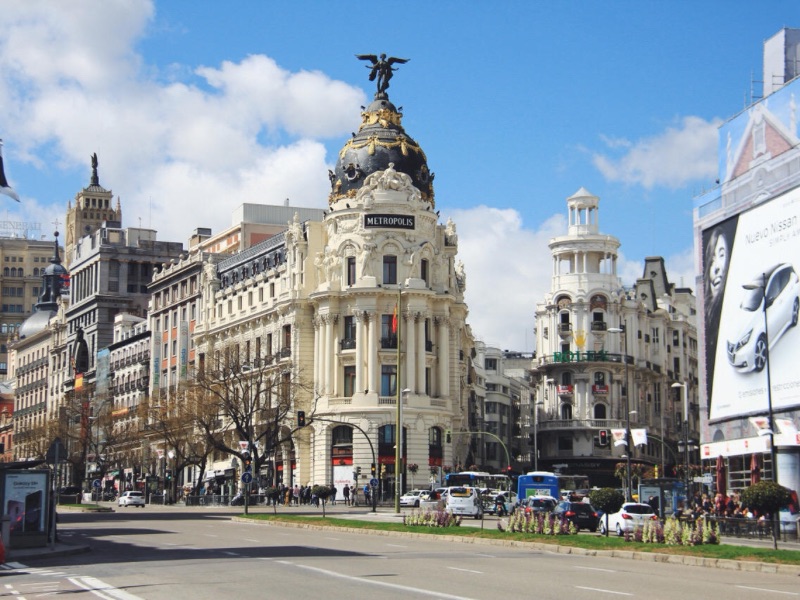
[187,342,314,489]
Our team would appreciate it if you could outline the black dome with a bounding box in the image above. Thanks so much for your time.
[329,94,434,205]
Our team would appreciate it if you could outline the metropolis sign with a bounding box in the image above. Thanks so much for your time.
[364,214,415,230]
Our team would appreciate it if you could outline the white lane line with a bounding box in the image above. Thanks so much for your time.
[203,534,218,538]
[736,585,800,596]
[244,538,260,542]
[447,567,483,574]
[324,537,340,540]
[68,576,144,600]
[575,586,632,596]
[275,561,480,600]
[385,543,407,548]
[574,566,617,573]
[223,551,240,556]
[475,553,495,558]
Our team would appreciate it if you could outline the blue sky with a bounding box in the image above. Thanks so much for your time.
[0,1,797,351]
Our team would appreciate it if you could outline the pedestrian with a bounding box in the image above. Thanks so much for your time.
[330,483,337,506]
[363,483,371,505]
[351,484,358,507]
[342,483,350,506]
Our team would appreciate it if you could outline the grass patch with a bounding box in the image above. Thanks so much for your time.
[238,513,800,565]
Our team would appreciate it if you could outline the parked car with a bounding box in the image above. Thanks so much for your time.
[118,491,145,508]
[553,500,600,532]
[726,263,800,373]
[600,502,658,535]
[522,495,558,516]
[445,486,483,519]
[59,486,83,496]
[400,489,426,507]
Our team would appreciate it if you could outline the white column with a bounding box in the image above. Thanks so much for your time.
[368,312,378,393]
[438,318,449,397]
[355,312,365,394]
[417,316,425,395]
[324,315,334,395]
[405,312,415,393]
[313,317,321,393]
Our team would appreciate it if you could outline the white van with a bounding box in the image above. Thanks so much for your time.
[445,486,483,519]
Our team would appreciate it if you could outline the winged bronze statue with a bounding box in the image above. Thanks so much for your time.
[355,53,409,95]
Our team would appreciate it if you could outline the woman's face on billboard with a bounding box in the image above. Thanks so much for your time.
[708,234,728,299]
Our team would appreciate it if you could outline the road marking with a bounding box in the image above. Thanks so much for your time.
[244,538,260,542]
[575,586,632,596]
[68,576,144,600]
[447,567,483,574]
[275,561,480,600]
[204,534,218,538]
[574,566,617,573]
[324,537,340,540]
[736,586,799,596]
[223,551,240,556]
[385,543,407,548]
[475,553,495,558]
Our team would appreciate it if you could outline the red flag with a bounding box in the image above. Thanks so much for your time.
[391,304,398,333]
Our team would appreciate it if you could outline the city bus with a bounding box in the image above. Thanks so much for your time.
[444,471,511,492]
[517,471,590,500]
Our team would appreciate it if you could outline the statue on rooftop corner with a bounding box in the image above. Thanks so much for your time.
[356,53,409,95]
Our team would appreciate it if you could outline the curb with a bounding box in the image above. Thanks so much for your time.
[232,517,800,576]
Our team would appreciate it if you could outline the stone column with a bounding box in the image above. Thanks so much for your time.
[437,316,450,398]
[368,311,378,393]
[417,315,426,395]
[355,312,365,394]
[405,310,416,393]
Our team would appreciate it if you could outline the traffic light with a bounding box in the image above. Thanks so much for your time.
[356,466,362,475]
[371,463,376,476]
[243,451,252,472]
[165,470,172,481]
[446,430,452,443]
[297,410,306,427]
[599,429,609,446]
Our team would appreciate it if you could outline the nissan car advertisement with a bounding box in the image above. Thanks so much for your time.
[704,185,800,422]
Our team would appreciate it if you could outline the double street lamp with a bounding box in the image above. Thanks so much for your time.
[608,324,632,501]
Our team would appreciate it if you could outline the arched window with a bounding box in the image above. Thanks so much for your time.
[560,404,573,420]
[593,404,607,419]
[17,268,22,277]
[2,268,7,276]
[33,268,39,276]
[10,268,16,277]
[560,372,572,386]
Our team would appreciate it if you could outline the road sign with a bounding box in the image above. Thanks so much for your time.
[92,479,101,488]
[370,478,378,488]
[241,472,253,484]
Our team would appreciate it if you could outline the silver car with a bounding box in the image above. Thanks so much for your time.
[118,491,145,508]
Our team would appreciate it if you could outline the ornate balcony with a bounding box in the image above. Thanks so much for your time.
[592,384,609,394]
[558,323,573,339]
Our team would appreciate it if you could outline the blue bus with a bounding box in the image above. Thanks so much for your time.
[517,471,590,500]
[444,471,511,491]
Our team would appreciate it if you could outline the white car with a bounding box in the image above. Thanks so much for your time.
[445,486,483,519]
[726,263,800,373]
[399,489,426,507]
[118,491,145,508]
[600,502,657,535]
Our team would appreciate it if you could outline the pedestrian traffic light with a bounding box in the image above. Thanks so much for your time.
[297,410,306,427]
[599,429,609,446]
[446,430,451,443]
[371,463,376,476]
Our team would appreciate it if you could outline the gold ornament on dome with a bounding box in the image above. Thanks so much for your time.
[361,107,402,129]
[338,135,423,160]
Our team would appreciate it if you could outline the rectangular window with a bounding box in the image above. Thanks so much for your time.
[259,288,264,302]
[282,325,291,350]
[382,255,397,285]
[421,258,429,285]
[425,367,431,395]
[343,315,356,344]
[485,358,498,371]
[381,365,397,396]
[346,257,356,286]
[270,283,275,298]
[172,340,177,356]
[344,366,356,397]
[266,333,273,356]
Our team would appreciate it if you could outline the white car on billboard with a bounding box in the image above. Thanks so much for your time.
[726,263,800,373]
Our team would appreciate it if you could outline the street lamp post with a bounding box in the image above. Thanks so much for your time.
[608,323,632,501]
[743,274,777,477]
[672,382,690,504]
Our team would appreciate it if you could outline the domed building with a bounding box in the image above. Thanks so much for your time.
[194,58,474,501]
[10,232,67,459]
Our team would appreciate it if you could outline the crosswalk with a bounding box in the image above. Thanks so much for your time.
[0,565,145,600]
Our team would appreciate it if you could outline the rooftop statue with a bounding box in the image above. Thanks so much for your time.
[356,53,409,95]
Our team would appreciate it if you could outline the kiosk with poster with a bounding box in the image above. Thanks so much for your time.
[1,469,50,548]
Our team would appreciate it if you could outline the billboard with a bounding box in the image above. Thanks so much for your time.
[704,185,800,422]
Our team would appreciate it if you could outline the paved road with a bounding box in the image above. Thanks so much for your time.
[0,504,796,600]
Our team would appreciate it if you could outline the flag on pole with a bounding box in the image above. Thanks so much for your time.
[0,140,20,202]
[391,303,398,333]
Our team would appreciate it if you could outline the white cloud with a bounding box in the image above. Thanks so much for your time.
[0,2,365,242]
[592,116,721,189]
[449,206,565,353]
